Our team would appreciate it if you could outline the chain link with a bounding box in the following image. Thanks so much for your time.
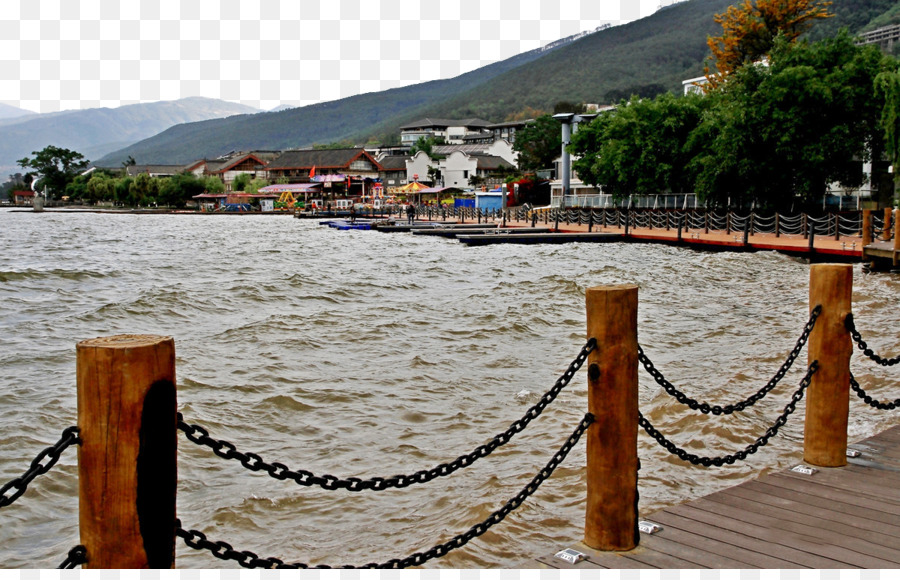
[845,313,900,367]
[58,545,88,569]
[0,426,80,509]
[639,361,818,466]
[638,305,821,415]
[178,339,595,491]
[176,413,593,569]
[850,372,900,410]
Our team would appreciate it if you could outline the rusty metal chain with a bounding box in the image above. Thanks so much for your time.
[850,372,900,410]
[175,413,593,569]
[845,313,900,367]
[639,361,818,466]
[178,338,596,491]
[0,426,80,509]
[639,305,820,415]
[59,545,88,569]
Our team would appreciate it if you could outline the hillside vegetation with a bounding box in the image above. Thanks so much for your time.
[96,0,900,166]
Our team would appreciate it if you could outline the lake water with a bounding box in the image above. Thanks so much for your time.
[1,208,898,569]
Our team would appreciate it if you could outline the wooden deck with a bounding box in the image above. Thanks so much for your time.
[536,425,900,569]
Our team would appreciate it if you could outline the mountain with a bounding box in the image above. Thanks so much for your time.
[0,103,33,120]
[95,0,899,167]
[0,97,258,177]
[91,26,611,167]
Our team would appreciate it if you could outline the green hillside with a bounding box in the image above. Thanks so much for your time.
[96,0,900,166]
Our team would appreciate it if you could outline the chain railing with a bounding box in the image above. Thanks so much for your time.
[175,413,594,569]
[846,313,900,366]
[639,361,819,466]
[639,306,820,415]
[850,372,900,410]
[0,426,82,568]
[0,426,80,509]
[178,339,596,490]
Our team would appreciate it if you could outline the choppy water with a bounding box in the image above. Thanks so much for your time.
[1,208,898,569]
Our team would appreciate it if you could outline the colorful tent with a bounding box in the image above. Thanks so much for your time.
[398,181,427,192]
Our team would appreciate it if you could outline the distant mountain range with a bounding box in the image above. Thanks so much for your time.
[14,0,899,173]
[0,103,33,120]
[0,97,259,178]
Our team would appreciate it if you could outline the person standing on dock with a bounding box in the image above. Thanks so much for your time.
[407,203,416,224]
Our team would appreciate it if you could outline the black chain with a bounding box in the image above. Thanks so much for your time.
[850,372,900,410]
[639,305,820,415]
[178,339,596,491]
[639,361,818,466]
[59,545,88,569]
[0,426,80,509]
[846,313,900,367]
[176,413,593,569]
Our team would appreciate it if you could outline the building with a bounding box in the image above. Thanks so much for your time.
[856,24,900,53]
[399,118,493,146]
[266,148,384,199]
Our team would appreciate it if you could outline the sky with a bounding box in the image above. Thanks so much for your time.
[1,0,674,115]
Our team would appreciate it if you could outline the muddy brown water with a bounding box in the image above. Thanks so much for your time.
[1,209,898,568]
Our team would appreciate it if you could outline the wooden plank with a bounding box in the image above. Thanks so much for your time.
[757,475,900,521]
[665,503,864,568]
[714,482,900,544]
[631,533,781,568]
[649,510,836,568]
[698,489,900,565]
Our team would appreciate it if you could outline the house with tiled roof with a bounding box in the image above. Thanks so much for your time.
[399,118,492,146]
[267,148,384,198]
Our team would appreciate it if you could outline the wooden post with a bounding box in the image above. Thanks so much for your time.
[884,207,893,241]
[834,213,840,241]
[894,209,900,267]
[775,213,781,238]
[77,335,177,568]
[584,285,639,551]
[862,210,872,247]
[804,265,852,467]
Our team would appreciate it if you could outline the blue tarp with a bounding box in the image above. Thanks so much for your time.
[454,198,475,208]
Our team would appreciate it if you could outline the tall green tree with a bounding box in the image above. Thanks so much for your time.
[570,93,708,197]
[513,114,562,173]
[690,32,893,209]
[17,145,90,199]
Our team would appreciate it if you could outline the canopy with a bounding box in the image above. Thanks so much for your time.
[257,183,322,193]
[398,181,428,192]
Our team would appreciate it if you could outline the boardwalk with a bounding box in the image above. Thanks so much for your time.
[501,214,863,260]
[536,425,900,569]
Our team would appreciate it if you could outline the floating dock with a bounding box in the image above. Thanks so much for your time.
[536,424,900,569]
[457,231,623,246]
[413,226,552,238]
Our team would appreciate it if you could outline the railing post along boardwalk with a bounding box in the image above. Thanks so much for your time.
[584,285,639,551]
[582,264,860,556]
[76,335,177,568]
[805,264,853,467]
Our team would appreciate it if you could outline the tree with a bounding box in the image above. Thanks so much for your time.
[875,69,900,195]
[690,33,892,209]
[86,173,117,204]
[409,136,436,158]
[704,0,833,89]
[570,93,708,198]
[128,172,158,206]
[513,115,563,173]
[232,173,250,192]
[17,145,90,199]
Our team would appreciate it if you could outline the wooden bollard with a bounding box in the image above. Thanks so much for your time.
[862,210,872,247]
[804,265,852,467]
[884,207,893,240]
[77,335,177,568]
[894,209,900,267]
[584,285,639,551]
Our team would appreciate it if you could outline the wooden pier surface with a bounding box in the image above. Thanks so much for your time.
[536,424,900,569]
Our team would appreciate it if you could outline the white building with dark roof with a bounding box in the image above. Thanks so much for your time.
[399,118,493,145]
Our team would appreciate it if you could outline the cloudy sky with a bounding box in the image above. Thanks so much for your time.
[1,0,675,114]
